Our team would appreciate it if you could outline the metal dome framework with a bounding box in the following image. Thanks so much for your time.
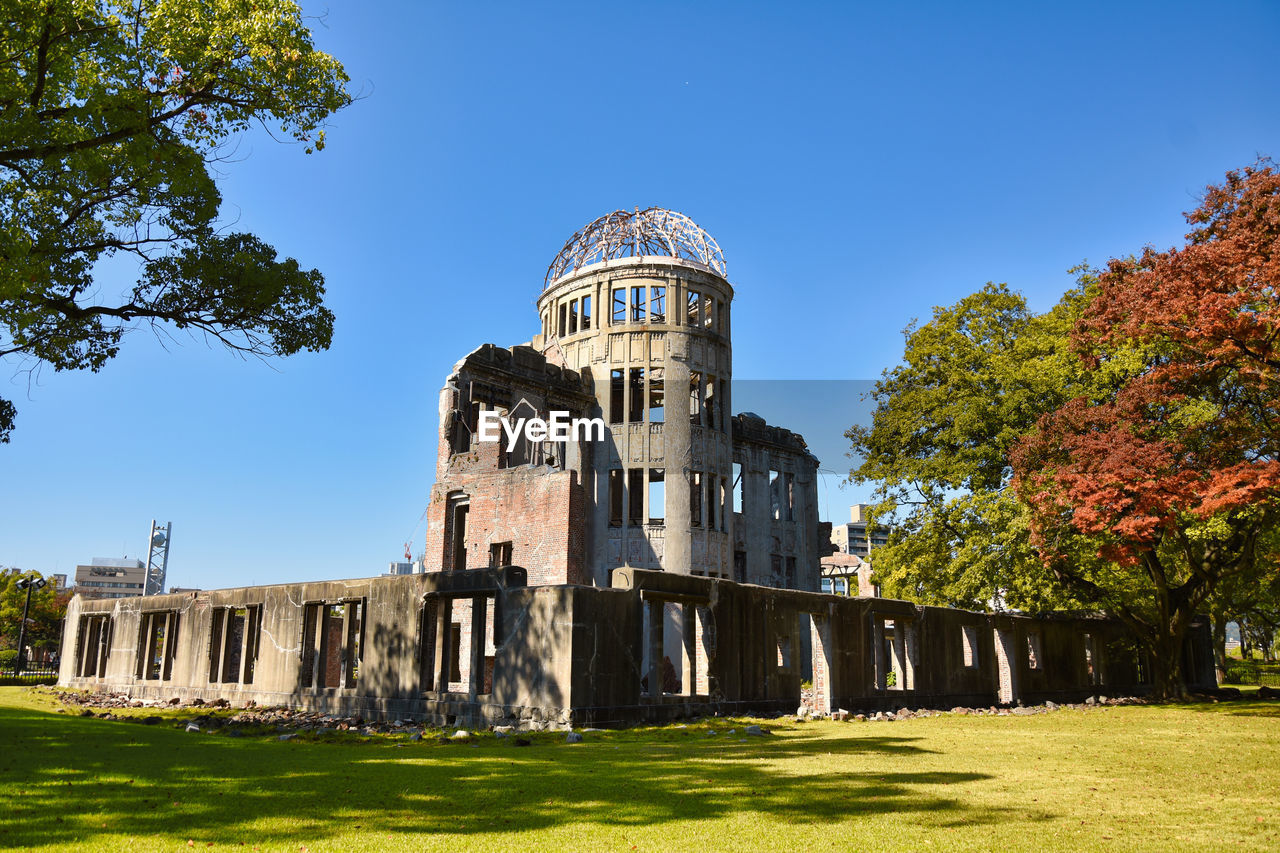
[544,207,726,288]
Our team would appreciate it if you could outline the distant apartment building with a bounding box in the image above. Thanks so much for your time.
[73,558,146,599]
[385,559,428,577]
[831,504,890,558]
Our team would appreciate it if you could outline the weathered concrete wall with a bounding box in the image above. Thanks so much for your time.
[59,567,1215,726]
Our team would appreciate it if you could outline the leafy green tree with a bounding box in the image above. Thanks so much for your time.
[847,275,1098,611]
[0,568,71,659]
[0,0,352,441]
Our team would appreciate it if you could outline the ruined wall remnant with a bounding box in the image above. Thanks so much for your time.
[58,567,1216,726]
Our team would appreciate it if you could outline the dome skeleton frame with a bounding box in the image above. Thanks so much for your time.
[544,207,726,288]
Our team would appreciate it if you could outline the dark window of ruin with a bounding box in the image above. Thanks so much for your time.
[505,401,536,467]
[137,610,179,681]
[609,469,623,526]
[569,299,578,334]
[962,626,979,668]
[690,471,703,526]
[628,367,645,422]
[785,472,795,521]
[648,468,666,525]
[687,290,701,325]
[610,369,624,424]
[419,597,438,692]
[300,603,319,688]
[449,497,469,572]
[776,634,791,669]
[689,371,703,427]
[784,557,796,588]
[582,295,592,330]
[77,614,112,678]
[1084,633,1100,685]
[732,463,744,513]
[558,302,567,337]
[631,286,646,322]
[703,295,715,329]
[733,550,746,582]
[345,601,364,687]
[770,553,783,584]
[649,368,664,423]
[1027,631,1042,670]
[448,621,463,683]
[628,468,644,525]
[307,599,366,689]
[209,606,263,684]
[722,477,730,530]
[769,469,782,520]
[706,476,717,531]
[612,288,626,324]
[650,286,666,322]
[489,541,513,567]
[320,604,345,687]
[705,375,716,430]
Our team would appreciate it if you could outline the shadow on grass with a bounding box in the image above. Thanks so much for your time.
[1176,699,1280,718]
[0,701,1007,846]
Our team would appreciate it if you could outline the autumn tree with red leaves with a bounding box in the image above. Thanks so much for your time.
[1013,161,1280,699]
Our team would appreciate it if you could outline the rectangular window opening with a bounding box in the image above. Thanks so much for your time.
[705,375,716,430]
[558,303,567,338]
[489,540,513,567]
[610,369,624,424]
[419,598,438,692]
[629,367,645,422]
[732,462,743,513]
[612,288,627,325]
[650,286,666,322]
[706,477,717,531]
[648,368,664,423]
[631,285,646,322]
[962,626,979,668]
[648,468,665,525]
[1027,632,1043,670]
[689,371,703,427]
[687,290,701,326]
[582,295,592,330]
[609,469,623,527]
[628,468,644,526]
[769,469,782,520]
[690,471,703,527]
[568,299,578,334]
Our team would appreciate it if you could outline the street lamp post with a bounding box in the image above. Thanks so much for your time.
[14,576,47,677]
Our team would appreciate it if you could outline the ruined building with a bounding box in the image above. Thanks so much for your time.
[423,207,826,591]
[57,209,1216,725]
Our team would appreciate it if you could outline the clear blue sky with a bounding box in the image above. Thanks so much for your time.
[3,1,1278,589]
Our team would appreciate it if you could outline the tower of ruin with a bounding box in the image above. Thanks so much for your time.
[535,208,735,584]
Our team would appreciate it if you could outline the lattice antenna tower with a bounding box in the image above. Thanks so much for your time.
[144,520,172,595]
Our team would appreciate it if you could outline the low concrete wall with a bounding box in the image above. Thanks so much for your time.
[58,567,1215,726]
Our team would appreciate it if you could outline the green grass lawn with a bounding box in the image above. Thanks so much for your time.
[2,687,1278,852]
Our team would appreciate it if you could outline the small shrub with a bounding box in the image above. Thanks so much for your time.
[0,649,17,666]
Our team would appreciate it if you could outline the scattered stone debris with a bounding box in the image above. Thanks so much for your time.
[565,732,583,743]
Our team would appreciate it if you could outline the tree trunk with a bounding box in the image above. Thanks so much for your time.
[1212,612,1228,685]
[1147,625,1190,701]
